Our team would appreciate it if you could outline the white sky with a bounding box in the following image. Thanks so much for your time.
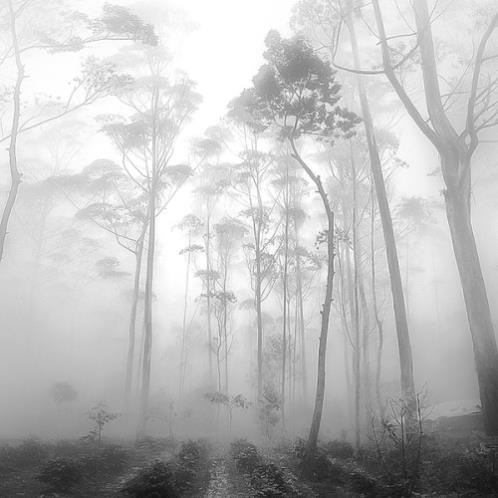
[130,0,295,137]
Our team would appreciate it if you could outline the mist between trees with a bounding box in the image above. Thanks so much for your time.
[1,1,498,496]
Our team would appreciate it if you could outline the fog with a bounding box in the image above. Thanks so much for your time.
[1,1,498,496]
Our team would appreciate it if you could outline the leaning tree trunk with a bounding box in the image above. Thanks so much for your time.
[345,4,416,411]
[0,0,24,262]
[444,169,498,435]
[290,138,335,467]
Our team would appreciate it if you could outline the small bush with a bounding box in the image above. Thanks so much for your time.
[349,470,378,496]
[173,439,210,493]
[230,439,262,474]
[0,439,49,470]
[37,457,82,492]
[426,448,498,495]
[81,445,130,474]
[100,445,130,472]
[177,439,209,470]
[250,462,289,497]
[121,461,178,498]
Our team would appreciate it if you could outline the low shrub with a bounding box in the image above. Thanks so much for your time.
[99,445,130,472]
[230,439,262,474]
[37,457,82,492]
[1,439,49,469]
[121,461,178,498]
[426,448,498,496]
[250,462,289,497]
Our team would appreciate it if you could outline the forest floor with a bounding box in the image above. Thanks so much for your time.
[1,432,497,497]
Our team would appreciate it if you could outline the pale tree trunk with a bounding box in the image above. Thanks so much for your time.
[223,265,229,394]
[205,209,213,382]
[412,0,498,435]
[281,169,290,430]
[346,3,416,411]
[296,252,307,399]
[290,138,335,465]
[138,86,159,435]
[444,170,498,434]
[139,199,155,434]
[179,233,192,398]
[370,184,385,418]
[125,233,145,405]
[359,276,372,422]
[372,0,498,434]
[0,0,24,262]
[351,146,361,450]
[253,199,264,402]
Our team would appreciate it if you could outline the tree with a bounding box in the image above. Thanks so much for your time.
[226,119,279,402]
[51,158,149,406]
[176,214,203,398]
[0,1,156,261]
[366,0,498,435]
[292,0,417,420]
[232,31,358,463]
[212,218,246,393]
[102,45,201,433]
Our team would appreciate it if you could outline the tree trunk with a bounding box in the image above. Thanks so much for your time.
[296,252,307,399]
[370,185,385,418]
[139,204,155,435]
[290,138,335,466]
[125,233,145,405]
[179,233,191,398]
[346,4,416,409]
[444,175,498,435]
[0,0,24,262]
[281,171,290,430]
[351,144,362,450]
[255,230,264,402]
[139,85,159,435]
[205,210,213,382]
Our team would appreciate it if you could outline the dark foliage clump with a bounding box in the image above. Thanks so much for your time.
[425,447,498,496]
[173,439,210,493]
[81,445,130,474]
[250,462,289,497]
[349,470,378,496]
[0,439,49,471]
[99,445,130,472]
[291,438,345,484]
[37,457,82,492]
[230,438,262,474]
[121,461,178,498]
